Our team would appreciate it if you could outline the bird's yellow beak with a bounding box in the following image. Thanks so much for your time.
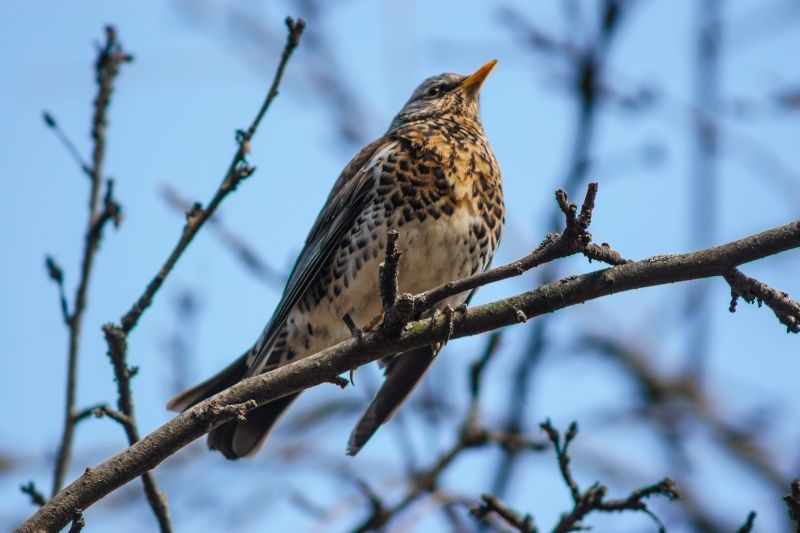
[460,59,497,95]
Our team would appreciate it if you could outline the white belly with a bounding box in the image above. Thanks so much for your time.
[287,204,484,358]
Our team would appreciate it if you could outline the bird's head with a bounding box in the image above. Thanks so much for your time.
[388,60,497,133]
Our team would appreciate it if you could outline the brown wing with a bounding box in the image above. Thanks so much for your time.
[247,135,395,376]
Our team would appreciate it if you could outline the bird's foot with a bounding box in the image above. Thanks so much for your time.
[429,304,464,350]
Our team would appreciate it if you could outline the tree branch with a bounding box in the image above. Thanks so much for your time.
[785,479,800,533]
[413,183,618,315]
[471,493,537,533]
[118,17,305,335]
[725,267,800,332]
[541,420,679,533]
[19,218,800,533]
[736,511,757,533]
[48,18,304,532]
[49,25,130,498]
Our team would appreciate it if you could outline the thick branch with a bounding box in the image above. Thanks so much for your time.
[19,219,800,533]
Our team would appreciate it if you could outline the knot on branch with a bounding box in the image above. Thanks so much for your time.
[207,399,258,425]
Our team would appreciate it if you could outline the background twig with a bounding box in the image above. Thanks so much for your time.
[49,25,131,498]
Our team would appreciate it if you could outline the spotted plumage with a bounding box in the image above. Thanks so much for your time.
[167,60,505,459]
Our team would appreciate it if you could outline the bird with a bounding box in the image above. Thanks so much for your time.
[167,60,505,459]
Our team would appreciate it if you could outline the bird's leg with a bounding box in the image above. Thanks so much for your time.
[341,313,362,386]
[441,304,457,348]
[342,313,363,341]
[428,308,443,353]
[427,303,461,352]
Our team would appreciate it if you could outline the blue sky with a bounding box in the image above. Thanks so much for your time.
[1,1,799,531]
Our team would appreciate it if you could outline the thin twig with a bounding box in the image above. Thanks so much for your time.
[41,111,93,178]
[725,267,800,332]
[44,257,70,324]
[735,511,757,533]
[160,183,285,288]
[379,229,414,338]
[20,482,46,507]
[67,511,85,533]
[84,18,304,532]
[50,25,130,497]
[492,0,632,499]
[351,336,543,533]
[101,323,172,532]
[541,420,680,533]
[118,17,305,334]
[579,331,788,493]
[785,479,800,533]
[471,493,537,533]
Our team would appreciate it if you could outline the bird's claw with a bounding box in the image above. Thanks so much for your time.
[429,304,464,349]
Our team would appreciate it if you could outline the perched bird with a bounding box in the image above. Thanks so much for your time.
[167,60,505,458]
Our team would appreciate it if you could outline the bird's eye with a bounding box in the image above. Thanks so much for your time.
[426,85,442,98]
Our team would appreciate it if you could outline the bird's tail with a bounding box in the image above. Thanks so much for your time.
[166,352,300,460]
[166,353,250,412]
[347,345,438,456]
[208,393,300,459]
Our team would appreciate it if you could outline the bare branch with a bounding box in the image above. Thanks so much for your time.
[542,420,680,533]
[471,493,537,533]
[785,479,800,533]
[160,183,285,288]
[725,268,800,332]
[50,25,130,498]
[58,18,305,531]
[20,482,46,507]
[44,256,70,324]
[378,230,416,338]
[19,219,800,533]
[414,183,614,316]
[101,323,171,532]
[67,511,85,533]
[41,111,93,178]
[118,17,305,334]
[736,511,757,533]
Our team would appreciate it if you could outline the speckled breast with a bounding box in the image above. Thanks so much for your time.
[281,121,504,365]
